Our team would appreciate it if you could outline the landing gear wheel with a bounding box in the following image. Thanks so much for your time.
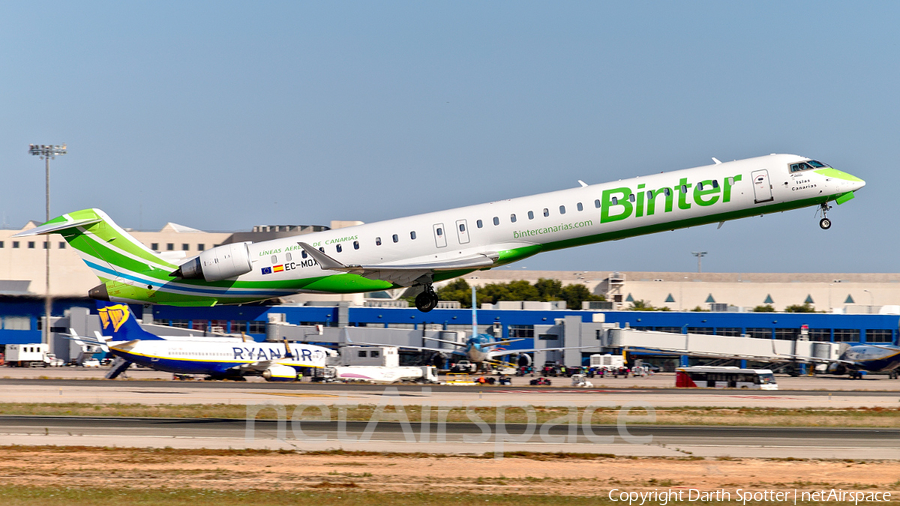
[819,218,831,230]
[415,286,439,312]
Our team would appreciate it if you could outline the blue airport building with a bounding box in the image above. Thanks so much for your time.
[0,299,897,347]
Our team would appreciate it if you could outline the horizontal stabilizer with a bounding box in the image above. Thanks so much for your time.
[13,217,102,237]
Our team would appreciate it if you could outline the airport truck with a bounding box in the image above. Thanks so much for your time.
[319,346,439,384]
[5,343,59,367]
[590,354,625,372]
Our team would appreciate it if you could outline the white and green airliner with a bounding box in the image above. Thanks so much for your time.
[16,154,864,311]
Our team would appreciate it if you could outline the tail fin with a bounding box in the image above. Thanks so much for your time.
[96,301,164,341]
[13,208,177,297]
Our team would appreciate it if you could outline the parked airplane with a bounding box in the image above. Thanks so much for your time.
[828,344,900,379]
[16,154,864,312]
[78,302,331,381]
[372,288,585,369]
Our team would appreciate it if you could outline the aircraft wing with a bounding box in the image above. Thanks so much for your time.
[489,345,594,357]
[298,242,497,286]
[353,341,467,357]
[422,336,527,348]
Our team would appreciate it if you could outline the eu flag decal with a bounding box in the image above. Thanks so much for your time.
[261,267,273,275]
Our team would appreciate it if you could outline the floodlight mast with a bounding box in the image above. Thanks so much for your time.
[28,144,66,354]
[691,251,707,274]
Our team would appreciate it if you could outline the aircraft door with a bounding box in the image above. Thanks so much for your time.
[433,223,447,248]
[456,219,470,244]
[751,169,774,203]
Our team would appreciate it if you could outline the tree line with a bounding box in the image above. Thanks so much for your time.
[435,278,605,309]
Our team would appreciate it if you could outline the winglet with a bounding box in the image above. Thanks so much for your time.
[712,157,722,165]
[577,180,588,188]
[297,242,348,270]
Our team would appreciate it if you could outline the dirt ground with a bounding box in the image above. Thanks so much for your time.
[3,447,898,497]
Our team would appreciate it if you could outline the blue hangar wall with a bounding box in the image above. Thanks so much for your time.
[0,300,897,347]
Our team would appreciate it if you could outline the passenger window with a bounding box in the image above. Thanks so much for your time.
[302,250,308,259]
[392,234,399,243]
[436,227,443,236]
[510,214,517,223]
[476,220,483,228]
[681,184,688,194]
[712,180,719,188]
[594,199,601,208]
[628,195,635,203]
[559,205,566,214]
[410,231,416,240]
[458,223,465,232]
[336,244,342,253]
[271,255,277,263]
[725,177,734,187]
[353,240,359,250]
[528,211,534,220]
[492,217,499,226]
[318,247,325,253]
[577,202,583,211]
[664,188,672,196]
[543,208,549,217]
[611,197,618,205]
[376,237,382,246]
[286,253,292,262]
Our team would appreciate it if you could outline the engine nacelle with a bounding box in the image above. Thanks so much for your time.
[172,242,252,282]
[262,365,298,382]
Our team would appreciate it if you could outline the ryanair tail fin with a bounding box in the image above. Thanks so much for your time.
[13,209,177,301]
[96,301,164,341]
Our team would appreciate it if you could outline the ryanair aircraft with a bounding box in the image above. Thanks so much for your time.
[16,154,864,311]
[84,302,330,381]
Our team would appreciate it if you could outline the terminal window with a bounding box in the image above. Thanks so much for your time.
[508,325,534,338]
[58,242,65,249]
[28,242,35,249]
[745,328,772,339]
[151,243,159,250]
[167,243,174,251]
[865,329,893,343]
[808,329,831,341]
[833,329,860,342]
[774,328,800,340]
[248,321,266,334]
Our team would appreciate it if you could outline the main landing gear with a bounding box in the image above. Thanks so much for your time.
[819,203,832,230]
[415,285,439,312]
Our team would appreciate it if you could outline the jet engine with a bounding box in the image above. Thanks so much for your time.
[262,365,299,382]
[171,242,253,282]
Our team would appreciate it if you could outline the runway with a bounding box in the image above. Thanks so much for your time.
[2,377,899,409]
[1,415,897,459]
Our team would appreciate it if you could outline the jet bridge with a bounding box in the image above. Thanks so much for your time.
[603,327,841,364]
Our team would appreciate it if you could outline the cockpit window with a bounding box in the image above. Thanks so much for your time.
[790,160,829,172]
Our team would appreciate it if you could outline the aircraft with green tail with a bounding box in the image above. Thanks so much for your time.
[15,154,864,312]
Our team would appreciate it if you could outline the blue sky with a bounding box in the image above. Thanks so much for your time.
[2,1,897,273]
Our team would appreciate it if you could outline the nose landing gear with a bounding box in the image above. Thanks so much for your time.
[819,203,832,230]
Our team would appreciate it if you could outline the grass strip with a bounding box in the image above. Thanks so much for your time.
[0,485,882,506]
